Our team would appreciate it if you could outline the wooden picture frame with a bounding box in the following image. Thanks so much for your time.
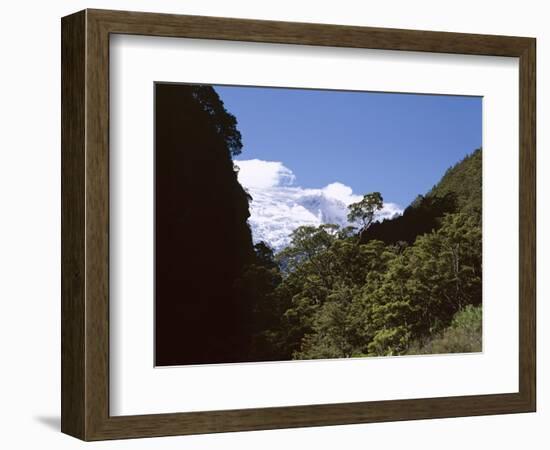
[61,8,536,441]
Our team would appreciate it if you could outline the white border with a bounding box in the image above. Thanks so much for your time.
[110,34,519,416]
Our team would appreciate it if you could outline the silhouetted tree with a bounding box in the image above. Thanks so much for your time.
[155,84,256,366]
[347,192,383,233]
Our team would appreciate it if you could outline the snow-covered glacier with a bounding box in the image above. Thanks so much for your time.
[235,159,402,251]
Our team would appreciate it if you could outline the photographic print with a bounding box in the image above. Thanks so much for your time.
[154,83,482,367]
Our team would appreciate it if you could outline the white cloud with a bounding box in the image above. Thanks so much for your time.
[321,182,362,206]
[234,159,402,251]
[235,159,295,189]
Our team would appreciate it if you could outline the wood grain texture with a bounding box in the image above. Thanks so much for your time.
[61,10,86,440]
[518,39,536,409]
[84,10,111,441]
[89,8,532,56]
[61,8,537,441]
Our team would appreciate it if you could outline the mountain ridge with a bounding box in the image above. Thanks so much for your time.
[361,148,482,245]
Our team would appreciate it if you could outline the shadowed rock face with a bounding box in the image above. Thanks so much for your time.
[155,84,256,366]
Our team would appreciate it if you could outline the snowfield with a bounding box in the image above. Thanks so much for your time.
[235,159,402,251]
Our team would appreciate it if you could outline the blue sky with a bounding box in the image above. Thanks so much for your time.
[215,85,482,208]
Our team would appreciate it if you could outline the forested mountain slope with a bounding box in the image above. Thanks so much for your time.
[361,148,481,245]
[428,148,482,216]
[251,148,484,360]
